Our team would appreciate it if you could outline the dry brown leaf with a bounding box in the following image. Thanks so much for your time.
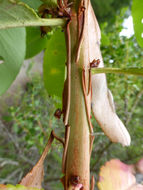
[0,184,6,189]
[20,132,54,189]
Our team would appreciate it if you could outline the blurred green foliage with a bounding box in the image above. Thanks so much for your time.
[91,0,131,24]
[0,75,64,190]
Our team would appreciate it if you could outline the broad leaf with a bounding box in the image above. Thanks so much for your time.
[0,0,65,30]
[0,28,26,95]
[25,27,47,59]
[132,0,143,48]
[20,0,42,10]
[92,67,143,76]
[43,29,66,97]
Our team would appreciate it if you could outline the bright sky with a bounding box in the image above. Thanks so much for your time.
[120,16,134,38]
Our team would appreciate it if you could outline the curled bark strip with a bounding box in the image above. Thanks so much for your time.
[62,125,70,173]
[75,0,86,63]
[63,19,71,126]
[90,134,95,156]
[87,69,91,96]
[52,130,65,147]
[82,69,93,134]
[90,176,95,190]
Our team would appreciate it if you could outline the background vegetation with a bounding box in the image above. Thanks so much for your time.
[0,0,143,189]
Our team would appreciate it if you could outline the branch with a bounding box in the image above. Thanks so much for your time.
[126,89,143,125]
[92,142,112,170]
[0,18,66,30]
[92,67,143,76]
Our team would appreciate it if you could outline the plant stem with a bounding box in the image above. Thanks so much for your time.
[64,2,91,188]
[0,18,66,30]
[92,67,143,76]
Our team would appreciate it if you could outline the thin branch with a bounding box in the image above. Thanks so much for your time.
[0,158,19,167]
[0,120,34,165]
[90,176,95,190]
[126,89,143,125]
[0,18,66,30]
[52,130,65,147]
[0,168,22,184]
[92,67,143,76]
[92,142,112,170]
[37,119,48,138]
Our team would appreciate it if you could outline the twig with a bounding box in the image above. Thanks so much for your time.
[92,142,112,170]
[52,130,65,147]
[0,120,20,150]
[0,120,34,165]
[0,158,19,167]
[126,89,143,125]
[37,119,48,138]
[0,168,21,184]
[90,176,95,190]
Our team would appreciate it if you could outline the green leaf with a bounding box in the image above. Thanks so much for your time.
[25,27,47,59]
[132,0,143,48]
[92,67,143,76]
[43,29,66,97]
[0,0,65,30]
[20,0,42,10]
[41,0,58,8]
[0,28,26,95]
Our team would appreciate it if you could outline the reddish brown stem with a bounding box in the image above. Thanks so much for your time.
[75,0,85,63]
[90,176,95,190]
[64,19,71,126]
[82,69,93,134]
[52,130,65,147]
[62,125,70,173]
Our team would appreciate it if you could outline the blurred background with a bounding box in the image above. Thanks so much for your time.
[0,0,143,189]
